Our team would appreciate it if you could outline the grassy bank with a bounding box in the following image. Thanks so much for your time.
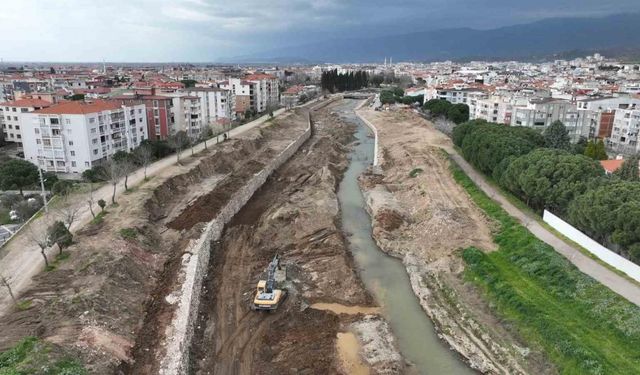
[0,337,86,374]
[450,161,640,375]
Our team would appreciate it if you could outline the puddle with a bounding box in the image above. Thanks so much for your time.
[336,332,370,375]
[310,303,380,315]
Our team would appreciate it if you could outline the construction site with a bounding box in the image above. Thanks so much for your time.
[0,96,567,375]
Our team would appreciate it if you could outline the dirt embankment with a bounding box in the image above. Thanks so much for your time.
[190,101,404,375]
[0,110,310,374]
[358,108,554,375]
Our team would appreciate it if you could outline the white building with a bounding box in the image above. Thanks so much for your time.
[181,87,234,125]
[468,93,513,124]
[22,100,147,174]
[511,98,581,142]
[0,99,52,148]
[159,94,203,138]
[609,109,640,154]
[245,74,279,113]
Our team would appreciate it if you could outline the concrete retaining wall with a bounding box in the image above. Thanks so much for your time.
[543,210,640,283]
[159,114,312,374]
[355,101,380,167]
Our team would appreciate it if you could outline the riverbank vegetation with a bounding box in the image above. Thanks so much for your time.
[452,119,640,263]
[450,161,640,375]
[0,337,86,374]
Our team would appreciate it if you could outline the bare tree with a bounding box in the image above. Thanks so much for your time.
[55,193,82,230]
[28,217,53,268]
[200,126,213,150]
[86,182,96,219]
[100,160,125,205]
[133,144,154,180]
[0,274,16,305]
[168,131,189,164]
[113,151,134,191]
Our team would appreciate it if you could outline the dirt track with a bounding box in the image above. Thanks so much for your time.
[190,100,403,375]
[358,107,554,374]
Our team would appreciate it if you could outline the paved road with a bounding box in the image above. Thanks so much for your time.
[449,152,640,307]
[0,107,288,315]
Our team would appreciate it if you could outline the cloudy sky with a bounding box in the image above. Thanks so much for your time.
[0,0,638,62]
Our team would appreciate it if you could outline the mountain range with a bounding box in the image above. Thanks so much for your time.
[230,13,640,63]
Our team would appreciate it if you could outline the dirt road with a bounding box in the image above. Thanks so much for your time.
[190,100,404,375]
[0,109,286,316]
[357,107,552,374]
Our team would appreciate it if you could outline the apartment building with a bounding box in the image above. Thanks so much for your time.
[245,74,279,113]
[576,96,640,140]
[468,93,512,124]
[181,87,234,125]
[159,94,203,138]
[511,98,581,141]
[219,78,256,117]
[0,99,52,148]
[609,109,640,154]
[114,94,174,140]
[21,100,148,174]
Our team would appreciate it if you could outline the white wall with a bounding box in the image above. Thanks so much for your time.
[543,210,640,283]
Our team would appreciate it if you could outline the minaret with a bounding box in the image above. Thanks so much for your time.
[384,57,387,67]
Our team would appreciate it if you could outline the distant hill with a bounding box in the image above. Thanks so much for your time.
[230,13,640,63]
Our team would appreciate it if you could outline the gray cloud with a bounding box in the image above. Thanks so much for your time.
[0,0,638,62]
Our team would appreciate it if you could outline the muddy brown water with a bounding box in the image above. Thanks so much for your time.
[337,99,475,375]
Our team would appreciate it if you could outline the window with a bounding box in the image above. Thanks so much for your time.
[139,118,143,122]
[36,139,41,144]
[43,139,51,146]
[138,109,142,114]
[11,108,16,112]
[71,161,76,167]
[93,149,98,155]
[66,119,71,124]
[7,125,11,129]
[70,151,75,156]
[34,128,39,134]
[89,117,95,124]
[92,139,98,144]
[15,125,20,130]
[68,141,73,146]
[13,116,18,121]
[85,162,90,167]
[56,161,65,167]
[20,108,27,113]
[154,109,159,116]
[90,128,96,134]
[17,135,21,139]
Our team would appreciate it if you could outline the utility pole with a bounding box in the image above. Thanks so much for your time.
[38,167,48,213]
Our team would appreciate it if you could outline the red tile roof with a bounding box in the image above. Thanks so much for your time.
[600,159,624,174]
[33,100,122,115]
[0,99,52,108]
[245,74,277,81]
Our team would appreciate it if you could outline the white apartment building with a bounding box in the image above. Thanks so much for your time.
[21,100,147,174]
[511,98,581,142]
[160,94,203,138]
[245,74,279,113]
[467,93,513,124]
[609,109,640,154]
[576,96,640,140]
[181,87,234,125]
[425,86,482,105]
[0,99,52,148]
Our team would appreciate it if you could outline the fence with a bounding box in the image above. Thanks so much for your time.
[543,210,640,283]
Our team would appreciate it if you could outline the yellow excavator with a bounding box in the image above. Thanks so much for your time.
[251,254,287,311]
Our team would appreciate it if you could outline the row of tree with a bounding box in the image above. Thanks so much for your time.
[453,119,640,263]
[423,99,470,124]
[320,69,369,93]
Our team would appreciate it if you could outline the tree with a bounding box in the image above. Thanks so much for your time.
[379,90,396,104]
[98,199,106,212]
[28,217,53,268]
[614,155,640,182]
[82,166,105,183]
[47,220,72,255]
[500,148,605,213]
[51,180,74,196]
[0,274,16,305]
[199,127,214,151]
[55,193,81,230]
[568,181,640,263]
[0,160,39,196]
[100,160,125,204]
[544,120,571,150]
[584,139,608,160]
[113,151,134,191]
[133,144,154,180]
[180,79,197,88]
[447,104,470,124]
[86,182,96,219]
[573,136,588,155]
[168,131,190,164]
[69,94,85,101]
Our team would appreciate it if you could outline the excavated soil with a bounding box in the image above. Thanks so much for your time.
[358,107,554,374]
[189,101,402,375]
[0,110,310,374]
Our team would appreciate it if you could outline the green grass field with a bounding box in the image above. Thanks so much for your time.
[0,337,86,374]
[450,161,640,375]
